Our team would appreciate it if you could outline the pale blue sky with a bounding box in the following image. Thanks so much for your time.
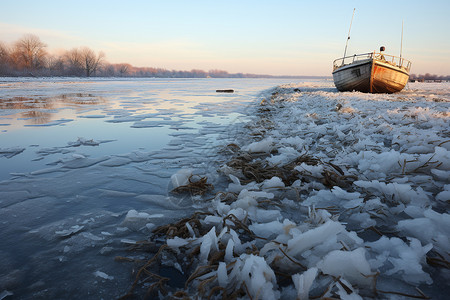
[1,0,449,76]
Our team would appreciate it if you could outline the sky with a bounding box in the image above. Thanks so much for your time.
[1,0,449,76]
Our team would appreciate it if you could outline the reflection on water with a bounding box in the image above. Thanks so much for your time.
[0,78,306,181]
[20,110,53,125]
[0,93,105,125]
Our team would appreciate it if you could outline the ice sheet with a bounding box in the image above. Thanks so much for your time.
[0,77,294,298]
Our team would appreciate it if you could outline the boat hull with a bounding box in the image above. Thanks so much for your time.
[332,59,409,93]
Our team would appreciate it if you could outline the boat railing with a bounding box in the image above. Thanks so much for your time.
[333,52,411,72]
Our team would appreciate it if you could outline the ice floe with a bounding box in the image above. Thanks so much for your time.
[0,147,25,158]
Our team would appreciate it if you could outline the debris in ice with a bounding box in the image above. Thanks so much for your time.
[171,174,213,196]
[119,83,449,298]
[9,81,444,298]
[93,270,114,280]
[335,278,363,300]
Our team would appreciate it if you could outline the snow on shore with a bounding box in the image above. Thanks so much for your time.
[152,82,449,299]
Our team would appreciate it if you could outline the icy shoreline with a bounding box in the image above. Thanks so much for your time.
[0,78,296,299]
[1,79,448,299]
[128,82,450,299]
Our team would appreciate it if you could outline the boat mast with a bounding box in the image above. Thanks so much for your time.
[342,8,356,64]
[400,20,404,65]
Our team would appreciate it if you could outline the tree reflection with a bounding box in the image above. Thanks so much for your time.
[0,93,106,125]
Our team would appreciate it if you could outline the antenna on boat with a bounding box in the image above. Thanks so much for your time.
[342,8,356,64]
[400,20,404,64]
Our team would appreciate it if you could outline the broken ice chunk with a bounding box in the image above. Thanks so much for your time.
[100,247,113,255]
[93,271,114,280]
[167,237,190,249]
[217,262,228,287]
[262,176,285,189]
[200,227,218,262]
[68,137,100,147]
[318,248,372,286]
[121,209,152,230]
[366,236,433,285]
[81,232,103,241]
[287,220,346,257]
[292,267,318,300]
[55,225,84,237]
[170,168,193,188]
[0,290,13,300]
[238,254,279,300]
[120,239,137,245]
[243,137,274,153]
[0,147,25,158]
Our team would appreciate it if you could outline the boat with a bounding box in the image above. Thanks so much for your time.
[332,9,411,93]
[332,47,411,93]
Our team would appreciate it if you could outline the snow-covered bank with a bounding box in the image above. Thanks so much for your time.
[135,82,449,299]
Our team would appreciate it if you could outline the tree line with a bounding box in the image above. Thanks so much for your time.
[410,73,450,81]
[4,34,446,80]
[0,34,272,78]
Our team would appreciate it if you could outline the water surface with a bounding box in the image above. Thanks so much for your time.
[0,77,307,298]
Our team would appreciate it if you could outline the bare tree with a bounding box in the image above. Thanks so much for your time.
[208,69,229,78]
[11,34,47,71]
[64,48,83,76]
[79,47,104,77]
[117,63,131,77]
[46,54,65,76]
[0,42,11,74]
[190,69,207,78]
[101,64,116,77]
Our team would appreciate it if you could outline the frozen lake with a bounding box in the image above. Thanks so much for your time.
[1,78,448,299]
[0,77,308,298]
